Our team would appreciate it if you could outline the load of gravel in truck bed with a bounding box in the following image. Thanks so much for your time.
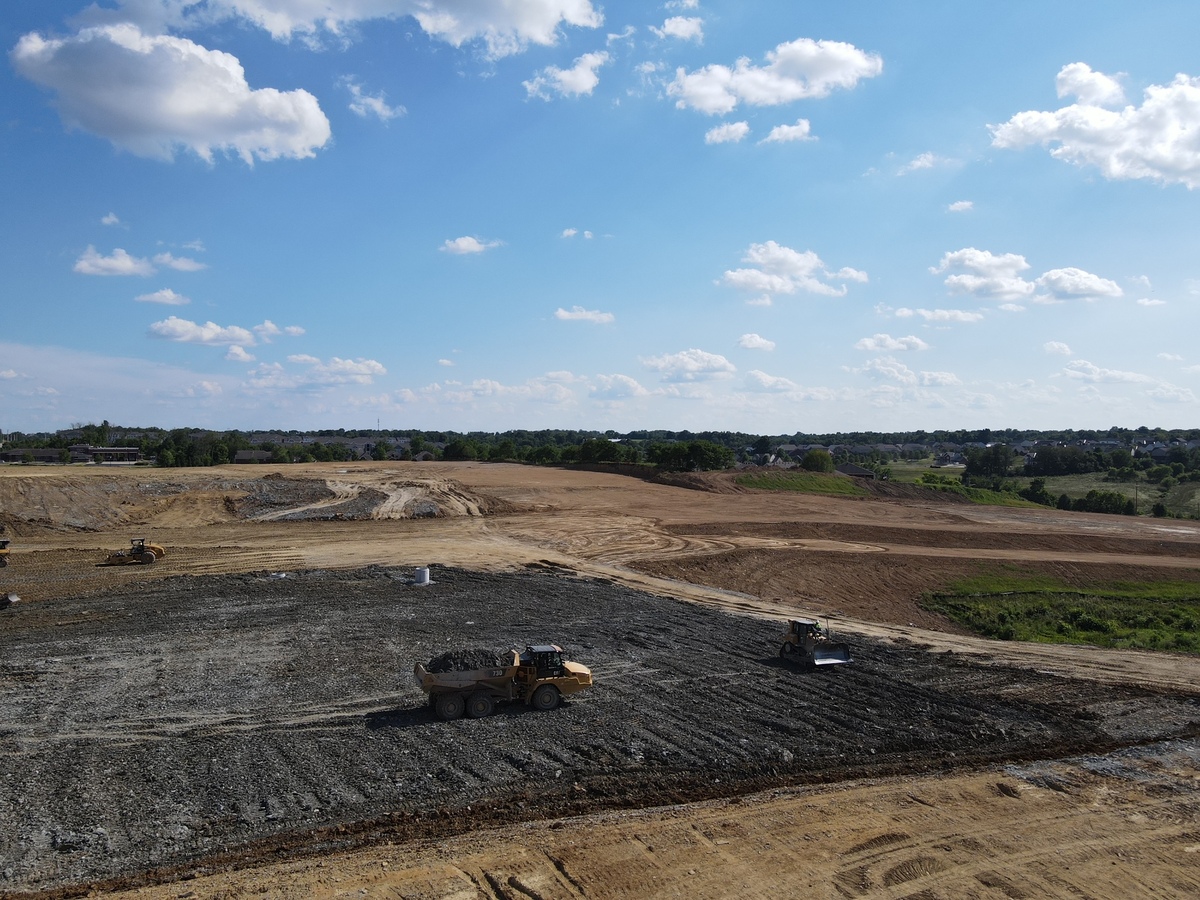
[425,648,512,672]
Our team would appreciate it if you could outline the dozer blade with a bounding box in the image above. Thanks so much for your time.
[812,643,852,665]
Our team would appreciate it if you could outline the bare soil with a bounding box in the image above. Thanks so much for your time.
[1,462,1199,898]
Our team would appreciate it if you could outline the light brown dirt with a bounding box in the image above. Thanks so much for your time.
[2,461,1199,899]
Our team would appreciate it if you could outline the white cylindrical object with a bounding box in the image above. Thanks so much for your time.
[414,566,430,585]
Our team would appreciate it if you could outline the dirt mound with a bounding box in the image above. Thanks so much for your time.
[425,648,512,672]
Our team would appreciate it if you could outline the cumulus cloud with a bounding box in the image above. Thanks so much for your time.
[253,320,305,342]
[1063,359,1154,383]
[135,288,189,305]
[745,369,797,392]
[854,333,930,352]
[721,240,865,300]
[153,252,207,272]
[947,200,973,212]
[441,235,502,254]
[342,77,404,120]
[898,152,952,174]
[149,316,256,346]
[760,118,815,143]
[101,212,121,226]
[651,16,703,42]
[591,374,649,399]
[226,345,255,362]
[920,371,961,386]
[12,24,331,163]
[858,356,918,385]
[894,307,985,323]
[738,333,775,351]
[931,248,1035,301]
[641,348,736,381]
[525,51,609,99]
[1044,341,1072,355]
[667,37,882,115]
[1137,297,1166,306]
[992,63,1200,188]
[1036,267,1122,299]
[555,305,614,323]
[705,121,749,144]
[74,245,153,276]
[183,0,604,58]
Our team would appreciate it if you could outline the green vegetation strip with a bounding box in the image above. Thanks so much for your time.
[735,471,869,496]
[921,574,1200,653]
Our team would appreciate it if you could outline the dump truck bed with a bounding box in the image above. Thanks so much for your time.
[413,650,521,694]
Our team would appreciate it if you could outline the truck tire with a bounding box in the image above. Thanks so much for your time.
[466,693,495,719]
[779,642,796,659]
[434,693,465,721]
[139,552,157,564]
[531,685,560,712]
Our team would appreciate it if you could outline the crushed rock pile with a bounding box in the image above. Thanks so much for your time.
[426,648,512,672]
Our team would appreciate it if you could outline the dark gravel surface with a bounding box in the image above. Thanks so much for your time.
[1,565,1197,895]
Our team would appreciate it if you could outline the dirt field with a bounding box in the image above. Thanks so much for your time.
[1,462,1199,898]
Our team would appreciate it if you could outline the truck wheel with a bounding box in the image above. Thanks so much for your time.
[466,693,495,719]
[139,552,157,564]
[531,685,560,712]
[434,693,465,721]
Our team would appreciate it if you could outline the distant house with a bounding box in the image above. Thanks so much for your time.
[68,444,140,463]
[234,450,273,463]
[836,462,876,479]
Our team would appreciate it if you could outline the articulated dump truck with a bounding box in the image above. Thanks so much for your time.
[414,645,593,721]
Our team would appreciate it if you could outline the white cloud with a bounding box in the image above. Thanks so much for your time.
[342,77,404,121]
[1137,297,1166,307]
[285,354,386,384]
[135,288,189,305]
[1159,353,1183,362]
[441,235,502,254]
[859,356,918,385]
[947,200,973,212]
[931,247,1036,301]
[667,37,883,115]
[591,374,648,399]
[1043,341,1072,355]
[894,307,985,323]
[992,63,1200,188]
[253,320,304,342]
[1056,62,1126,106]
[898,151,951,174]
[149,316,256,346]
[202,0,605,58]
[1146,382,1197,402]
[738,333,775,351]
[12,24,331,163]
[101,212,121,226]
[226,345,255,362]
[74,245,153,276]
[705,121,749,144]
[721,240,864,300]
[561,228,578,238]
[651,16,703,42]
[854,333,929,352]
[525,51,609,99]
[153,252,207,272]
[745,369,797,392]
[555,305,614,323]
[438,358,455,367]
[1036,267,1122,299]
[920,371,961,386]
[760,118,815,144]
[0,369,22,379]
[641,348,736,381]
[1063,359,1154,384]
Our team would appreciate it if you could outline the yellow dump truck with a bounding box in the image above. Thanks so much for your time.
[414,645,593,721]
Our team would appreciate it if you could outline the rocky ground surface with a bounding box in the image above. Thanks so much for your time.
[2,564,1198,895]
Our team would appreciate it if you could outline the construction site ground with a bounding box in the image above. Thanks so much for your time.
[1,461,1198,899]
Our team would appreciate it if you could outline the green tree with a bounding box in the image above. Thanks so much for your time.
[800,449,834,472]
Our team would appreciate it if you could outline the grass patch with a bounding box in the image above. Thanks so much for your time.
[887,458,940,484]
[921,572,1200,653]
[735,471,869,496]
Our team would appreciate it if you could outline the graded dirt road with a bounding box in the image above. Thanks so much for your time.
[1,462,1199,898]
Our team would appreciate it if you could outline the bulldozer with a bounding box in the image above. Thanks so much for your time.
[0,539,9,568]
[779,618,852,669]
[99,538,166,567]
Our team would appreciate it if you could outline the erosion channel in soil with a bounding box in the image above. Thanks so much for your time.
[2,565,1198,894]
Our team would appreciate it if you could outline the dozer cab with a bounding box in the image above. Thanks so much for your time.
[99,538,166,566]
[779,618,851,669]
[0,539,9,568]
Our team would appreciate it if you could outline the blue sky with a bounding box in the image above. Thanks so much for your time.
[4,1,1200,434]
